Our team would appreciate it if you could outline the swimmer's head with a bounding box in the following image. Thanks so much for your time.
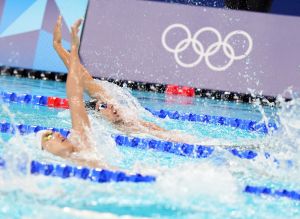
[86,99,122,124]
[85,99,98,110]
[95,102,123,124]
[85,99,107,111]
[40,130,73,157]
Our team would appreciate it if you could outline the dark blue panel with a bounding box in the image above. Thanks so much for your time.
[149,0,300,17]
[271,0,300,16]
[149,0,224,7]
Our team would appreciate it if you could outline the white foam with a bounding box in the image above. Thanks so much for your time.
[155,163,241,206]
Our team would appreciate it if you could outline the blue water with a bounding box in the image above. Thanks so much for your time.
[0,76,299,219]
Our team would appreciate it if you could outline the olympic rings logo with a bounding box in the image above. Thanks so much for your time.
[161,24,253,71]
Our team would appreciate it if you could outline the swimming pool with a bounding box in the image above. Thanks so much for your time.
[0,75,299,218]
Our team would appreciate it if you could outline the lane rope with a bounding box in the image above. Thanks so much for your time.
[0,157,299,202]
[0,157,155,183]
[244,185,300,201]
[0,91,278,134]
[0,122,277,160]
[145,108,277,134]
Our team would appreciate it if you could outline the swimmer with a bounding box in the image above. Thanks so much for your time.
[53,15,201,145]
[41,18,108,169]
[41,17,200,170]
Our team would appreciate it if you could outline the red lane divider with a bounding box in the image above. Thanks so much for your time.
[47,97,69,109]
[165,85,195,97]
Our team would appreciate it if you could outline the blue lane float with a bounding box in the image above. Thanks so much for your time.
[0,91,278,134]
[0,122,70,138]
[0,157,155,183]
[227,148,258,159]
[114,135,264,160]
[0,91,48,106]
[244,185,300,201]
[145,108,278,134]
[115,135,215,158]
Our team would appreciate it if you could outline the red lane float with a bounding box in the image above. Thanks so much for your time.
[165,85,195,97]
[47,97,69,109]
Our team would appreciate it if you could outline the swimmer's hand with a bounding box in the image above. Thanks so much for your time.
[71,18,83,51]
[53,15,62,46]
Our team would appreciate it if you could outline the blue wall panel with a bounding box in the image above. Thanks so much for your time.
[0,0,88,73]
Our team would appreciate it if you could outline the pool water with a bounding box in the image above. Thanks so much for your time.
[0,76,299,218]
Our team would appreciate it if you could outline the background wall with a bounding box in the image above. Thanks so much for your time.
[0,0,300,98]
[0,0,88,72]
[80,0,300,98]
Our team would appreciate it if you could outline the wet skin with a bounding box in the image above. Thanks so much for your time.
[41,131,75,158]
[95,101,124,125]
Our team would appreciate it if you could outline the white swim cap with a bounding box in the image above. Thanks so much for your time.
[36,130,50,147]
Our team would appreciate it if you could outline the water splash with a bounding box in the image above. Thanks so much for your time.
[156,162,241,205]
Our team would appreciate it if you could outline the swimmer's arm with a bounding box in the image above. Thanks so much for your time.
[138,120,200,144]
[147,130,196,144]
[79,70,113,103]
[67,19,90,139]
[138,120,182,141]
[139,120,167,132]
[53,16,70,68]
[53,16,112,103]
